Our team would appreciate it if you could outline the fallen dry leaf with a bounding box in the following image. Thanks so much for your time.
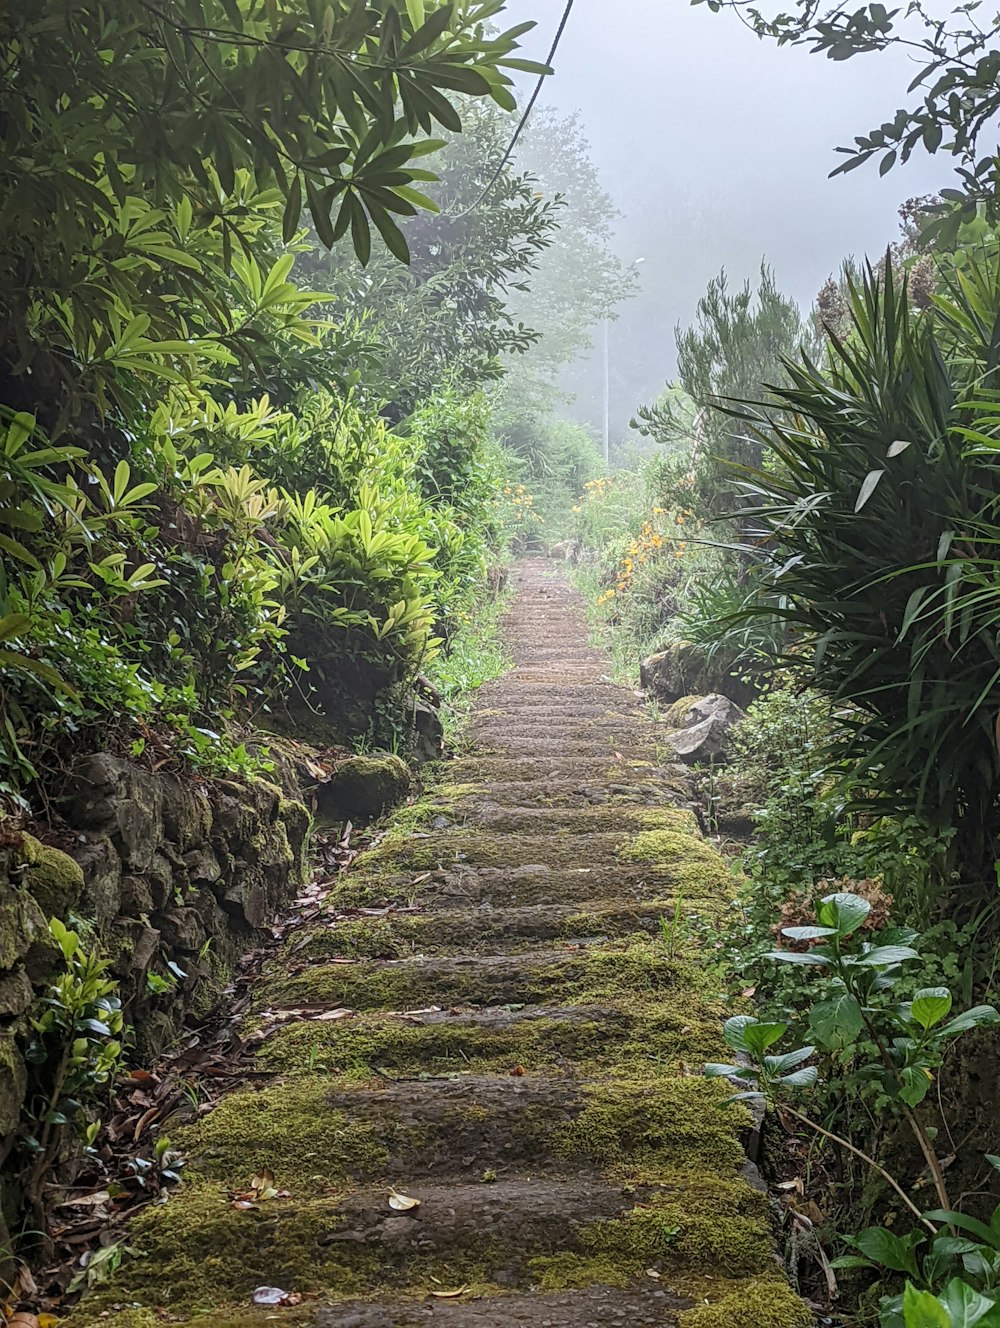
[387,1188,420,1212]
[54,1190,111,1210]
[8,1314,40,1328]
[314,1007,354,1022]
[509,1064,525,1076]
[252,1286,288,1306]
[12,1266,38,1298]
[430,1286,469,1299]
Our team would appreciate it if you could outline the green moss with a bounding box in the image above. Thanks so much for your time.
[555,1079,749,1175]
[19,832,84,917]
[663,696,703,727]
[286,899,709,965]
[527,1252,633,1290]
[304,915,409,960]
[359,828,634,873]
[70,1183,381,1316]
[0,884,49,971]
[325,754,412,819]
[678,1276,811,1328]
[583,1174,775,1278]
[173,1078,391,1191]
[617,831,736,897]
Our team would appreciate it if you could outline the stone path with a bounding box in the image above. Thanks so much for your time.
[75,560,807,1328]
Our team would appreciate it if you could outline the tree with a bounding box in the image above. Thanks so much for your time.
[0,0,544,432]
[297,97,563,415]
[490,106,637,495]
[634,263,809,515]
[505,107,637,402]
[701,0,1000,243]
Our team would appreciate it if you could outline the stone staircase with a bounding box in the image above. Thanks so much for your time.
[73,559,808,1328]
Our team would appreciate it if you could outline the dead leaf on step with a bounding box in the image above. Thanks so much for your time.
[8,1314,40,1328]
[509,1064,525,1076]
[231,1168,290,1208]
[12,1266,38,1298]
[388,1188,421,1212]
[430,1286,469,1299]
[252,1286,297,1306]
[54,1189,111,1209]
[645,1268,661,1279]
[314,1007,354,1021]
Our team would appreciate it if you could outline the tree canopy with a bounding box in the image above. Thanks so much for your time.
[702,0,1000,242]
[1,0,546,431]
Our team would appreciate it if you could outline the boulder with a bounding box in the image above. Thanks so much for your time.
[663,693,746,765]
[318,755,412,820]
[0,1030,26,1139]
[0,882,54,977]
[18,833,84,919]
[413,697,444,764]
[640,642,756,709]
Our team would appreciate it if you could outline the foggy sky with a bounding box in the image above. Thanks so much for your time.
[503,0,946,440]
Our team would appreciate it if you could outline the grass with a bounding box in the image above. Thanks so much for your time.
[425,580,514,743]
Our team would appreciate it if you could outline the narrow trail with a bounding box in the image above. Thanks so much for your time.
[76,560,807,1328]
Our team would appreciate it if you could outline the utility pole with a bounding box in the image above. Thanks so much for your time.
[603,257,644,471]
[602,318,610,468]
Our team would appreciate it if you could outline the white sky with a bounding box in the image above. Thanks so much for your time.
[503,0,947,412]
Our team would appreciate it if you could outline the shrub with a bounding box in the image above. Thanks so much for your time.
[721,251,1000,882]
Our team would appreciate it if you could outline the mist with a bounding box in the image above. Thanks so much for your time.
[503,0,946,444]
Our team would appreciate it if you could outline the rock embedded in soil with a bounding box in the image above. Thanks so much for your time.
[72,559,806,1328]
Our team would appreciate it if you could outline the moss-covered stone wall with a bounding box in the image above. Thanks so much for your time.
[0,753,310,1273]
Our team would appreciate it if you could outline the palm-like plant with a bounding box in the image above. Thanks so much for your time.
[721,251,1000,881]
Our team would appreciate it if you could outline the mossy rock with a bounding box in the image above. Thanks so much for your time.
[18,831,84,918]
[173,1078,392,1191]
[0,1028,27,1138]
[662,695,704,728]
[678,1274,811,1327]
[319,755,412,819]
[583,1172,775,1278]
[0,879,54,974]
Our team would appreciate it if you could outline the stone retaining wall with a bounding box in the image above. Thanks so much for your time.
[0,753,310,1270]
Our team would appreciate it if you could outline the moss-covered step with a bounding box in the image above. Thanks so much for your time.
[70,1177,637,1315]
[427,804,699,837]
[469,718,656,745]
[72,1168,780,1320]
[261,938,694,1013]
[285,899,697,960]
[256,998,727,1079]
[439,777,680,808]
[445,754,689,789]
[471,736,661,760]
[168,1073,749,1196]
[332,857,733,913]
[355,826,722,876]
